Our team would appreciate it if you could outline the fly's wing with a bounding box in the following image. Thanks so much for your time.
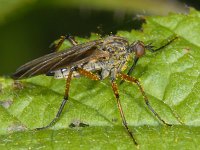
[12,40,109,79]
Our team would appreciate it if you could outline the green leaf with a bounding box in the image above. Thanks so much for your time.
[0,9,200,150]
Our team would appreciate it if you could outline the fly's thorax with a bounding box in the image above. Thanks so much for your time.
[94,36,131,80]
[102,36,130,64]
[102,36,129,53]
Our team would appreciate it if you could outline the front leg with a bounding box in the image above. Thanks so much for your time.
[119,73,172,126]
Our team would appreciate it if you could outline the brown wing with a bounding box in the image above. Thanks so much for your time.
[12,40,109,79]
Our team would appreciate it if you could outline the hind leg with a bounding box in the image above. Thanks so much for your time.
[49,34,78,52]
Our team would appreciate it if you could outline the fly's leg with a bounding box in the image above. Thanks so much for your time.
[49,34,78,52]
[66,35,78,46]
[36,67,99,130]
[75,69,138,145]
[111,80,138,145]
[119,73,172,126]
[35,68,74,130]
[75,67,100,81]
[120,57,138,84]
[146,35,178,53]
[49,35,66,52]
[126,57,139,76]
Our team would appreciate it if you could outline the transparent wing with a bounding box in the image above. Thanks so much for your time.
[12,40,109,79]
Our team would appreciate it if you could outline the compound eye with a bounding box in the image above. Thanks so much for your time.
[135,42,145,58]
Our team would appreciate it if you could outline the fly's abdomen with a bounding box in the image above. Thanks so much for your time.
[48,61,102,79]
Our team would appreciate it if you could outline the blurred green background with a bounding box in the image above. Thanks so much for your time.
[0,0,198,76]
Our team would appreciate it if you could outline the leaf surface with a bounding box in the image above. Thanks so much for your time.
[0,9,200,150]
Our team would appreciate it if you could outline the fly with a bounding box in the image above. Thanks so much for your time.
[12,34,178,146]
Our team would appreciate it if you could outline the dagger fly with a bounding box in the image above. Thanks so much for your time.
[12,35,177,146]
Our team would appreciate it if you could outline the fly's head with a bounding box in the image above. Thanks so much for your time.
[128,41,146,58]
